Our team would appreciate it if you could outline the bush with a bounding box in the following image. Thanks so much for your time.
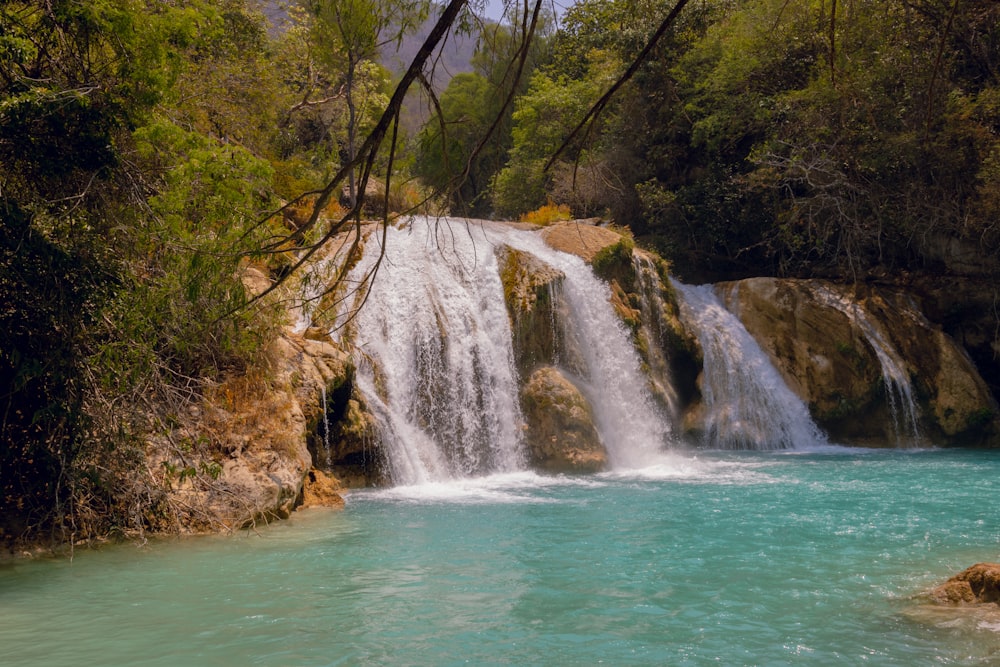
[520,201,573,225]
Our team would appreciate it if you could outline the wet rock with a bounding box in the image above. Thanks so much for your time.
[299,468,346,509]
[520,366,607,473]
[719,278,886,443]
[929,563,1000,606]
[496,245,566,376]
[721,277,999,446]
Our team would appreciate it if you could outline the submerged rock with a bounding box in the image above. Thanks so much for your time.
[929,563,1000,606]
[520,366,607,473]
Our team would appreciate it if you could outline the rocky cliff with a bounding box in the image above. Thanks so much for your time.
[147,330,351,532]
[719,278,999,447]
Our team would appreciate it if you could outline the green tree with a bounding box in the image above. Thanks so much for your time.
[306,0,428,206]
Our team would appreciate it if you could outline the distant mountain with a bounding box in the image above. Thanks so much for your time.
[383,16,478,85]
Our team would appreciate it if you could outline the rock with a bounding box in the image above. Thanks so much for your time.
[540,220,624,262]
[910,276,1000,409]
[720,278,999,446]
[520,366,607,473]
[149,330,359,532]
[241,264,273,296]
[719,278,886,442]
[929,563,1000,606]
[496,245,567,376]
[298,468,346,509]
[858,287,999,446]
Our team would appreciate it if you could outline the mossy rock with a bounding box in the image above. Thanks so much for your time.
[520,366,607,474]
[496,245,566,376]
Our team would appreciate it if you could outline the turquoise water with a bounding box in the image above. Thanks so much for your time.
[2,449,999,666]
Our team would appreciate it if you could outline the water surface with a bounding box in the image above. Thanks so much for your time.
[2,449,998,665]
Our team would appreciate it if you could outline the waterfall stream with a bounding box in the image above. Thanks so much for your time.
[336,219,673,483]
[499,230,673,468]
[339,220,526,484]
[810,284,923,446]
[673,281,828,450]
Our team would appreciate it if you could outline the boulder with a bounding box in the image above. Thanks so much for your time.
[299,468,346,509]
[929,563,1000,606]
[520,366,607,473]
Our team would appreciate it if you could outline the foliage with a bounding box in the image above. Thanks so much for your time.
[491,48,619,217]
[412,18,552,216]
[0,0,284,547]
[501,0,1000,280]
[520,201,572,225]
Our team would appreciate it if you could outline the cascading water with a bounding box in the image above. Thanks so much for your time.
[338,220,526,484]
[673,281,828,450]
[500,231,673,468]
[810,283,922,446]
[336,218,673,482]
[320,385,332,468]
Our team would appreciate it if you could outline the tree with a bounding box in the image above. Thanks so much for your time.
[306,0,428,207]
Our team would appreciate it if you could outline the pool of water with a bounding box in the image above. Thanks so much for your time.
[2,448,998,665]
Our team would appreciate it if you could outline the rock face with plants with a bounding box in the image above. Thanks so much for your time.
[146,330,352,532]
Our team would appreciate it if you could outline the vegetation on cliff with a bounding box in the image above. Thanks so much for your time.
[0,0,395,548]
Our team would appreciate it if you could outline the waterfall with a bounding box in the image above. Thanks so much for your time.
[500,231,673,468]
[336,218,673,482]
[810,284,922,446]
[320,385,332,468]
[673,281,828,450]
[338,220,526,484]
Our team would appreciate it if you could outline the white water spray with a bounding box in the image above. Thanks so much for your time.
[673,281,828,450]
[499,231,674,468]
[341,220,526,484]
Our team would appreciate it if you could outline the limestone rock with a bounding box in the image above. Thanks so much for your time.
[719,278,886,442]
[720,278,999,446]
[496,245,566,375]
[149,330,357,532]
[521,366,607,473]
[299,468,346,509]
[929,563,1000,606]
[858,287,999,445]
[540,220,624,262]
[911,276,1000,410]
[241,264,273,296]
